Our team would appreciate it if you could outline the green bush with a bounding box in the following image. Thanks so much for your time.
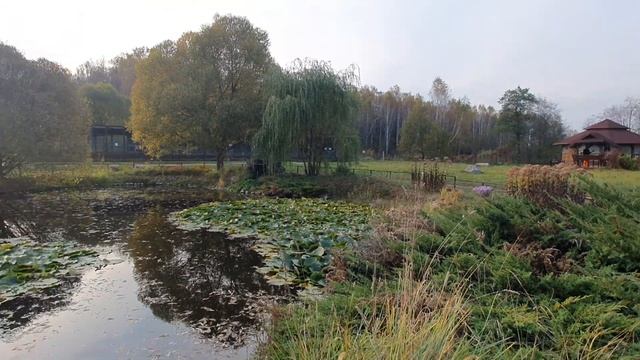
[333,163,354,176]
[420,179,640,356]
[618,154,639,170]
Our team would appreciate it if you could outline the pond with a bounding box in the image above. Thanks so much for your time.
[0,188,290,359]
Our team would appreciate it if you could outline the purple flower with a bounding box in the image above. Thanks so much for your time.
[473,185,494,197]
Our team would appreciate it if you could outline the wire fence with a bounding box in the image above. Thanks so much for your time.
[292,165,504,191]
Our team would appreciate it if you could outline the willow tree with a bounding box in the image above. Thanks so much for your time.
[254,60,359,176]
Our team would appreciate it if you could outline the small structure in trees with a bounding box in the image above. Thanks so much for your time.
[555,119,640,167]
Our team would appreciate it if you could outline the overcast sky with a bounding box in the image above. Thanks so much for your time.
[2,0,639,130]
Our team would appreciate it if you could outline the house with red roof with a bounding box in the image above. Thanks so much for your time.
[555,119,640,167]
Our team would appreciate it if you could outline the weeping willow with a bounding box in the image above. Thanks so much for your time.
[254,59,360,176]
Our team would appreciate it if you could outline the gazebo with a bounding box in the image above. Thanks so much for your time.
[555,119,640,168]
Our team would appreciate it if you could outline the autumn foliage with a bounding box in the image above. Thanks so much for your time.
[505,164,586,206]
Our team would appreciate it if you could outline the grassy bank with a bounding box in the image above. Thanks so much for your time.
[0,162,247,193]
[261,170,640,358]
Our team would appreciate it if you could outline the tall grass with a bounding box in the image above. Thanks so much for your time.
[263,262,473,360]
[263,190,495,359]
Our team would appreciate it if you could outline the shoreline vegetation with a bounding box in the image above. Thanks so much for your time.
[256,165,640,359]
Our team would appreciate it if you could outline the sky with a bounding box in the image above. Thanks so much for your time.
[2,0,639,130]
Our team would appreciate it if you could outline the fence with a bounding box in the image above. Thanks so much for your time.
[292,164,503,190]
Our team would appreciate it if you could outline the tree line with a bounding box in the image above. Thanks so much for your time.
[0,43,88,175]
[5,13,629,175]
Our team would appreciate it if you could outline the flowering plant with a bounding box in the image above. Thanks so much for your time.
[473,185,493,197]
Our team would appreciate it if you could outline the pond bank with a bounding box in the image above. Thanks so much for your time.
[0,164,248,195]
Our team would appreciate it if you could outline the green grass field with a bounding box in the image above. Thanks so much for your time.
[347,160,639,189]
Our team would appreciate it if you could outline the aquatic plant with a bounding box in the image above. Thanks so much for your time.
[0,238,98,304]
[175,198,373,294]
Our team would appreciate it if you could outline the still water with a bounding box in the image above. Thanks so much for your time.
[0,188,289,359]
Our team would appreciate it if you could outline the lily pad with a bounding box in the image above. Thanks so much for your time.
[0,238,98,304]
[174,198,373,292]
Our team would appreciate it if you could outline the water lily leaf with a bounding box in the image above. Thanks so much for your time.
[303,257,324,273]
[310,246,325,257]
[266,276,291,286]
[0,238,98,302]
[173,198,373,294]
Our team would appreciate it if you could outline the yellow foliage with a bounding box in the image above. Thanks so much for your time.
[506,164,586,206]
[429,186,463,210]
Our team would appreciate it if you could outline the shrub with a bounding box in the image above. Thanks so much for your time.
[618,154,639,170]
[0,151,23,178]
[605,148,621,169]
[505,164,586,207]
[429,186,464,211]
[333,163,353,176]
[411,162,447,192]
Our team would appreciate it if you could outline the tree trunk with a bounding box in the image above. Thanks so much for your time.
[216,150,225,170]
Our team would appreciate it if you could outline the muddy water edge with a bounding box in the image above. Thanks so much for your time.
[0,186,291,359]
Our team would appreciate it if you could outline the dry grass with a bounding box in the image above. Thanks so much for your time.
[264,261,472,360]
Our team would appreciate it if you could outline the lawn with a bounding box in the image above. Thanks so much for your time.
[346,160,640,189]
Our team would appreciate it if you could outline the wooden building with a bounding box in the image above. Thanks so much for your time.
[90,125,144,161]
[89,125,252,161]
[555,119,640,167]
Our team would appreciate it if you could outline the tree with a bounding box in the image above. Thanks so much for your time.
[254,59,360,176]
[75,59,110,84]
[498,87,538,163]
[0,43,89,170]
[598,97,640,131]
[109,48,148,97]
[129,15,272,169]
[128,40,186,158]
[399,99,448,159]
[429,77,450,129]
[356,86,414,158]
[80,82,130,125]
[529,98,565,162]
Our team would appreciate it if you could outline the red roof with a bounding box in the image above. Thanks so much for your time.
[585,119,629,130]
[555,119,640,146]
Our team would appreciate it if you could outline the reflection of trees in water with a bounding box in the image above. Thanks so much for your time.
[127,209,286,344]
[0,189,231,244]
[1,189,273,342]
[0,279,79,335]
[0,200,33,238]
[0,194,96,336]
[0,192,98,242]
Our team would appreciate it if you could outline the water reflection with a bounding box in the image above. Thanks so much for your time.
[127,209,288,345]
[1,188,287,354]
